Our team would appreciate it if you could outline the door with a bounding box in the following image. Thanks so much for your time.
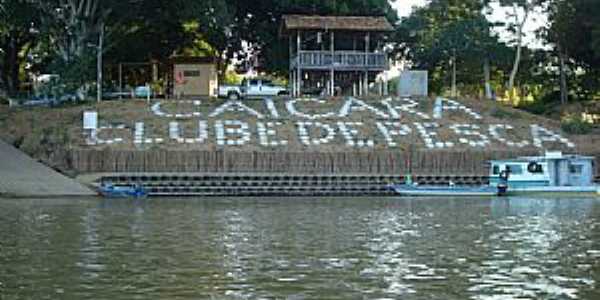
[197,67,210,95]
[261,80,275,96]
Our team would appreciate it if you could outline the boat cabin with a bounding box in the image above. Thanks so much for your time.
[489,152,596,188]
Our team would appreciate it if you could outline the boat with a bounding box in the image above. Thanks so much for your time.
[98,183,148,198]
[390,151,600,197]
[390,173,508,197]
[489,151,600,196]
[390,184,506,197]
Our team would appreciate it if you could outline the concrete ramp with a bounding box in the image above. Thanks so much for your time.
[0,141,95,197]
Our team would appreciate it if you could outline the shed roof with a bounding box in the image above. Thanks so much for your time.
[281,15,394,34]
[168,56,218,65]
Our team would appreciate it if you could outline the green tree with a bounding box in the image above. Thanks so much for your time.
[496,0,546,91]
[103,0,234,69]
[539,0,600,103]
[545,0,575,104]
[2,0,401,94]
[0,0,40,96]
[34,0,121,94]
[395,0,511,96]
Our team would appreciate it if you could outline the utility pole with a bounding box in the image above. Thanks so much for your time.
[97,23,104,103]
[452,48,457,98]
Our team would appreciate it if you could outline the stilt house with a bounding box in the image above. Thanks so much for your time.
[280,15,394,97]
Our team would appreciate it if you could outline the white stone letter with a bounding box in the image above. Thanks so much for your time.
[263,98,281,119]
[296,122,337,146]
[488,124,530,148]
[339,97,390,119]
[376,122,412,148]
[286,98,336,120]
[530,124,575,148]
[450,124,490,148]
[338,122,375,148]
[151,100,202,118]
[414,122,454,149]
[433,97,482,120]
[169,121,209,144]
[134,122,164,145]
[210,101,264,119]
[215,120,252,146]
[382,97,430,120]
[257,122,288,147]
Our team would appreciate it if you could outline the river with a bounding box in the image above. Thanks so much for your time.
[1,196,600,299]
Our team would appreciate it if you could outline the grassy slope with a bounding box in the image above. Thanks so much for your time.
[0,97,598,171]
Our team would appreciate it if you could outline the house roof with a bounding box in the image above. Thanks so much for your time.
[281,15,394,35]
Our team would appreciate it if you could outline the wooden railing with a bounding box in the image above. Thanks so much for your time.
[292,51,388,70]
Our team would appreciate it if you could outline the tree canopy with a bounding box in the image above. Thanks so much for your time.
[0,0,599,113]
[394,0,512,95]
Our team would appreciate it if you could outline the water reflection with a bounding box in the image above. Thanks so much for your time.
[468,198,597,300]
[1,197,600,299]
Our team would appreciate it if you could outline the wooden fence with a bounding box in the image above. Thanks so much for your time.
[66,148,596,175]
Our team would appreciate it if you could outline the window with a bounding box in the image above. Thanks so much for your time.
[249,80,259,86]
[262,80,274,87]
[570,164,583,174]
[183,70,201,77]
[528,162,544,173]
[506,164,523,175]
[492,165,500,175]
[536,164,544,173]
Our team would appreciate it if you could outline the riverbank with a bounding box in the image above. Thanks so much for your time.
[1,96,599,177]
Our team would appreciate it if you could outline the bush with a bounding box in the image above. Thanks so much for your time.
[490,107,520,120]
[387,76,399,96]
[561,116,593,135]
[223,70,242,85]
[518,99,554,115]
[516,91,561,116]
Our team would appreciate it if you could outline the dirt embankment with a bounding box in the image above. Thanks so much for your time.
[1,96,599,175]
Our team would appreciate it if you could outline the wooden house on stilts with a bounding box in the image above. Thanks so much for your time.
[280,15,394,97]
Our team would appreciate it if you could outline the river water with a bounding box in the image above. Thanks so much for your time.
[1,196,600,300]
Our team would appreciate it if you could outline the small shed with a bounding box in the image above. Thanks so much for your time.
[171,57,218,97]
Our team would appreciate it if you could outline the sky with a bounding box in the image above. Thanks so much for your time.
[392,0,428,17]
[390,0,548,48]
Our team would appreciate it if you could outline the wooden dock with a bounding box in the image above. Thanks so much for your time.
[92,173,491,197]
[85,172,600,197]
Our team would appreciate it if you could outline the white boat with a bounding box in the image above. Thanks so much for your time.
[489,151,600,196]
[390,151,599,197]
[390,184,505,197]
